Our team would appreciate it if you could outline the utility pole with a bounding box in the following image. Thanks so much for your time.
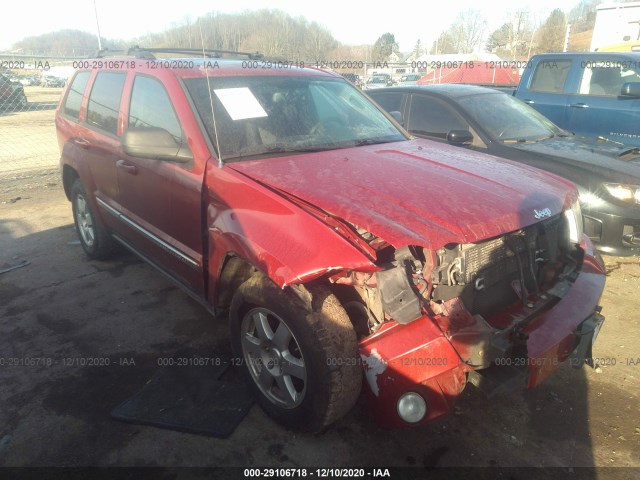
[563,23,571,52]
[93,0,103,51]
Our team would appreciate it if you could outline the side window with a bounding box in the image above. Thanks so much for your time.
[86,72,126,135]
[62,72,90,119]
[407,95,468,139]
[128,75,182,142]
[371,93,404,113]
[579,62,640,96]
[529,60,572,93]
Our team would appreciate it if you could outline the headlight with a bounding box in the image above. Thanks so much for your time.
[564,199,583,243]
[579,192,604,207]
[603,183,640,204]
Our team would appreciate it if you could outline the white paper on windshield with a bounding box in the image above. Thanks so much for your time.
[214,87,268,120]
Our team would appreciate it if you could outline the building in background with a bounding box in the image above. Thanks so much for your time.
[590,1,640,51]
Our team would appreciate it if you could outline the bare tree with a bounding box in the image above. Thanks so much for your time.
[486,10,534,59]
[456,9,488,53]
[16,9,346,61]
[431,9,487,54]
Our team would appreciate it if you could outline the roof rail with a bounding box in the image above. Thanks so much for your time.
[94,46,263,60]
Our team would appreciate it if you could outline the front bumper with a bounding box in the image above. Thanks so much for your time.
[583,206,640,256]
[359,236,606,428]
[567,311,605,368]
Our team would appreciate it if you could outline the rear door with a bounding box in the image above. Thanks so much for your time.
[368,91,407,125]
[81,71,127,231]
[565,56,640,146]
[517,57,573,127]
[406,93,483,148]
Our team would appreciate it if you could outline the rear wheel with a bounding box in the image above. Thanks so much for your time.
[229,273,362,432]
[70,178,114,260]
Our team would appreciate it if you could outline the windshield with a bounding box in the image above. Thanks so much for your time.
[184,75,405,161]
[457,92,564,142]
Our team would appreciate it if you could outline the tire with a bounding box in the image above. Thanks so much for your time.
[229,273,362,432]
[70,178,114,260]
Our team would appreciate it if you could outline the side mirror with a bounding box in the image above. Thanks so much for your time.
[389,110,404,126]
[447,130,474,145]
[122,127,193,163]
[621,82,640,98]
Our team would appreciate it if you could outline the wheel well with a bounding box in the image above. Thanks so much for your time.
[216,256,368,336]
[62,165,79,201]
[215,256,258,311]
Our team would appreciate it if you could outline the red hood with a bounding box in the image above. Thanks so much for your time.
[227,139,576,249]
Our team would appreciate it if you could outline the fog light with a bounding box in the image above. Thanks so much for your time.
[397,392,427,423]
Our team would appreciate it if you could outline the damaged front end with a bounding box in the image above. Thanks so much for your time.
[328,204,606,428]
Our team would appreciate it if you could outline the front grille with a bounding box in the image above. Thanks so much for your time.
[622,225,640,246]
[460,215,562,288]
[432,214,567,317]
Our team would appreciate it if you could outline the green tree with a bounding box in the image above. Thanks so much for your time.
[486,11,534,59]
[536,9,567,53]
[412,39,423,58]
[487,23,512,51]
[372,33,398,61]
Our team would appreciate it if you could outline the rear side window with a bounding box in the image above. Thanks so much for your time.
[529,60,572,93]
[407,94,468,139]
[371,92,404,113]
[128,75,182,142]
[62,72,90,119]
[578,62,640,96]
[86,72,126,135]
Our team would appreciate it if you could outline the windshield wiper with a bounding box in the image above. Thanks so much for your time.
[503,133,556,144]
[556,131,573,137]
[353,138,399,147]
[222,144,331,162]
[262,144,331,153]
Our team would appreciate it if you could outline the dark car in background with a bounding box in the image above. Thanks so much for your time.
[368,84,640,255]
[0,73,28,110]
[397,73,421,86]
[19,75,40,86]
[364,73,392,89]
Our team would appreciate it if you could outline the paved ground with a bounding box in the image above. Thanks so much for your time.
[1,99,639,476]
[0,171,639,477]
[0,87,62,178]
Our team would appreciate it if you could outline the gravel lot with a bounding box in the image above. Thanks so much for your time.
[0,106,638,478]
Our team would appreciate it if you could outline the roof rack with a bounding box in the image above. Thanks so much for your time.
[94,46,263,60]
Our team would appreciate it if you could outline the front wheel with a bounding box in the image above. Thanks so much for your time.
[229,274,362,432]
[70,178,115,260]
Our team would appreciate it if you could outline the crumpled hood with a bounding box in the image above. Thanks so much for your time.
[228,139,576,249]
[512,136,640,180]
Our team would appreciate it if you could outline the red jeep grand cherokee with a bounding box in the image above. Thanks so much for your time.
[55,48,606,432]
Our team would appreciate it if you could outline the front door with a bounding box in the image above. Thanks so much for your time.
[115,74,205,293]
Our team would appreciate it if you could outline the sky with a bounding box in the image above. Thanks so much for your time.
[1,0,589,52]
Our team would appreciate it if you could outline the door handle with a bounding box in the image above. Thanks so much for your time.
[523,99,534,104]
[116,159,138,175]
[569,103,589,109]
[74,138,91,149]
